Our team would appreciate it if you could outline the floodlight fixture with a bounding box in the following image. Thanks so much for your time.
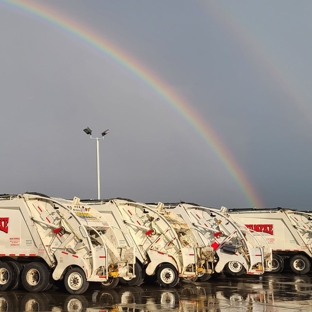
[83,127,92,135]
[102,129,110,137]
[83,126,110,200]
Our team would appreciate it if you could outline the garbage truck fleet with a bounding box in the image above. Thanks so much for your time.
[0,192,311,295]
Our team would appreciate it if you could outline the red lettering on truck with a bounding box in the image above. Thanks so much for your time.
[0,218,9,233]
[245,223,273,235]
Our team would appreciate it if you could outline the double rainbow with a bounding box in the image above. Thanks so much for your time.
[2,0,263,207]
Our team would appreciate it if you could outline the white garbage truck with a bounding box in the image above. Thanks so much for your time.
[149,202,271,277]
[82,198,210,287]
[0,193,135,294]
[228,207,312,274]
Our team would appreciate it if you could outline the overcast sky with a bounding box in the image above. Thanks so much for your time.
[1,0,312,209]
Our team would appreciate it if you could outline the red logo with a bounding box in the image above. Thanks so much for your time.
[0,218,9,233]
[245,223,273,235]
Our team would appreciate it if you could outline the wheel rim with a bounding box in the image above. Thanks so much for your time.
[101,278,113,286]
[0,297,8,310]
[272,259,280,270]
[120,291,134,304]
[160,267,176,284]
[160,292,176,308]
[25,299,38,311]
[293,259,306,271]
[67,272,83,291]
[66,298,83,310]
[0,268,10,286]
[120,266,134,282]
[26,269,40,286]
[228,262,243,273]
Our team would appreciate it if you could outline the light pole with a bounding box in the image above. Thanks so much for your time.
[83,127,109,200]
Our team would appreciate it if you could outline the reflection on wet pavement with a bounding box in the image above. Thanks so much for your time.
[2,273,312,311]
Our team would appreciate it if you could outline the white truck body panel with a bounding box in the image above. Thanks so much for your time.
[156,203,271,275]
[0,194,135,284]
[229,208,312,256]
[83,199,198,278]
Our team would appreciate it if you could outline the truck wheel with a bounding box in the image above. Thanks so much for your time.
[197,273,211,282]
[63,295,88,311]
[156,263,180,287]
[64,267,89,294]
[197,263,211,282]
[20,293,49,311]
[224,261,245,276]
[7,261,22,290]
[101,277,119,289]
[0,293,19,311]
[21,262,50,292]
[0,262,16,291]
[290,255,311,275]
[271,255,284,273]
[119,263,144,286]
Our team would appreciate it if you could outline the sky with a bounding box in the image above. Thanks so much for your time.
[1,0,312,209]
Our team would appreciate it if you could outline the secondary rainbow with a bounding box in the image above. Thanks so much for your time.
[2,0,263,207]
[205,2,312,126]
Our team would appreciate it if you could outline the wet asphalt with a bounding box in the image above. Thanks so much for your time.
[2,273,312,311]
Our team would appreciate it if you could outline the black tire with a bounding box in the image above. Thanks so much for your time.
[95,289,119,305]
[224,261,246,276]
[210,272,223,280]
[42,271,55,291]
[156,263,180,288]
[100,277,119,289]
[144,273,157,285]
[21,262,50,292]
[119,263,144,286]
[20,293,50,311]
[271,254,284,273]
[290,255,311,275]
[63,295,88,311]
[155,290,179,309]
[7,261,22,290]
[64,267,89,295]
[0,262,16,291]
[197,273,211,282]
[0,293,19,311]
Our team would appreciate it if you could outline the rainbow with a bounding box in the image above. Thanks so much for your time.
[1,0,263,207]
[205,2,312,126]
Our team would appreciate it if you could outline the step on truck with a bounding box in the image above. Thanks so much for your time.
[151,202,272,277]
[82,198,205,287]
[0,193,135,294]
[228,207,312,275]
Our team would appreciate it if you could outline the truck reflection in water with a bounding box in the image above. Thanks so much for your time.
[1,274,312,311]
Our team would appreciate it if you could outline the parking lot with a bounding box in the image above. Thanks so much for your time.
[2,273,312,311]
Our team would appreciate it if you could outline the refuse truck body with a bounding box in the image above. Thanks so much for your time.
[154,203,272,276]
[229,208,312,274]
[0,193,135,294]
[82,198,202,287]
